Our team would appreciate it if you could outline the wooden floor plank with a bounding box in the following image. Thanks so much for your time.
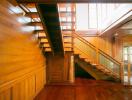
[34,78,132,100]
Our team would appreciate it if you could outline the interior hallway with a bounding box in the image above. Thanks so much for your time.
[34,78,132,100]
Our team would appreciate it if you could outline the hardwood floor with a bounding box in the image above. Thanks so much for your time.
[34,78,132,100]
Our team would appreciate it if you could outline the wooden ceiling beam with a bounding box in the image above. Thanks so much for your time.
[16,0,131,3]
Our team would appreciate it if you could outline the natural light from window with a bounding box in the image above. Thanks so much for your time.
[76,3,121,31]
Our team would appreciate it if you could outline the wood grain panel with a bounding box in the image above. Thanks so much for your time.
[46,52,73,83]
[0,88,11,100]
[36,68,46,95]
[0,1,46,100]
[83,34,115,58]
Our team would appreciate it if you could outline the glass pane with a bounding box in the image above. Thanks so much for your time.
[67,17,72,22]
[76,4,88,30]
[59,7,66,12]
[101,4,107,20]
[129,47,132,54]
[99,54,120,75]
[67,7,71,12]
[124,64,128,75]
[130,55,132,63]
[124,54,128,61]
[123,47,127,54]
[60,17,66,22]
[130,64,132,72]
[89,4,97,28]
[107,4,114,17]
[66,26,72,29]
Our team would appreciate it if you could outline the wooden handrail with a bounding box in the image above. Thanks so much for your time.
[73,33,121,65]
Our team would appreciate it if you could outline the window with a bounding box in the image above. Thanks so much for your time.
[89,4,97,28]
[61,26,67,30]
[59,7,66,12]
[67,7,71,12]
[67,17,72,22]
[76,4,88,30]
[76,4,98,30]
[123,47,128,61]
[60,17,66,22]
[67,26,72,29]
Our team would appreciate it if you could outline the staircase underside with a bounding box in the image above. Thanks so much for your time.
[37,4,64,54]
[74,55,120,82]
[75,63,95,79]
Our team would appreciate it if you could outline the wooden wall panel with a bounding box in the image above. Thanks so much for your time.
[0,1,46,100]
[0,88,11,100]
[83,35,114,58]
[36,68,46,94]
[46,53,64,83]
[46,52,73,83]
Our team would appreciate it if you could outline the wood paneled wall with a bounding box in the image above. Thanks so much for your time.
[83,33,123,61]
[0,1,46,100]
[84,35,113,56]
[123,35,132,46]
[46,52,74,83]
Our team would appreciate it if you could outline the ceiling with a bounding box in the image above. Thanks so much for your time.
[16,0,132,3]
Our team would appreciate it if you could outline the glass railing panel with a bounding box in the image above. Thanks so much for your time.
[74,38,96,63]
[74,35,121,77]
[99,53,120,75]
[123,62,128,84]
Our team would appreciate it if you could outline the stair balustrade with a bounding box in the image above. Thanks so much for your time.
[73,33,123,80]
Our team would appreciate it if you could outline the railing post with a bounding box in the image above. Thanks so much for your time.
[96,48,99,64]
[96,37,99,65]
[128,62,131,85]
[120,62,124,83]
[71,4,75,52]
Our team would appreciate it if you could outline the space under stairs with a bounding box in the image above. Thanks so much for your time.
[73,33,123,82]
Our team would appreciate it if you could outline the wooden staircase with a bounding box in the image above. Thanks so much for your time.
[75,54,120,82]
[73,33,123,82]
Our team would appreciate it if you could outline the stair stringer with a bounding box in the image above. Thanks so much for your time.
[75,55,120,81]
